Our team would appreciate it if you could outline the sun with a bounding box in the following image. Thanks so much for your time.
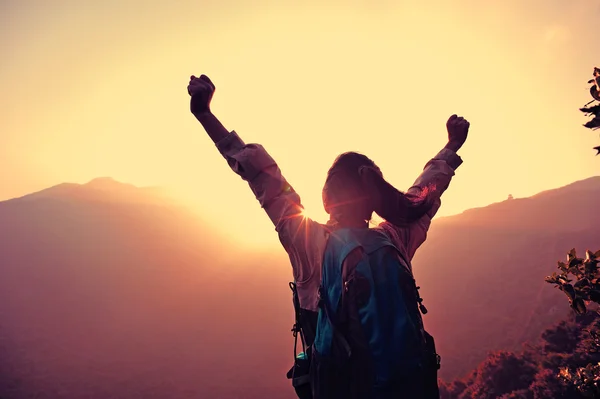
[299,206,329,223]
[300,208,310,219]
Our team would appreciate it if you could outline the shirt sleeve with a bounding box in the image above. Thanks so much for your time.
[383,147,463,261]
[215,131,322,283]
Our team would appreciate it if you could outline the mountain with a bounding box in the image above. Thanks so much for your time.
[0,178,293,399]
[411,176,600,379]
[11,177,172,205]
[0,176,599,398]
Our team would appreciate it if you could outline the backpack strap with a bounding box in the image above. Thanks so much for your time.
[289,282,307,360]
[317,285,352,358]
[361,230,430,316]
[288,282,314,395]
[313,230,362,358]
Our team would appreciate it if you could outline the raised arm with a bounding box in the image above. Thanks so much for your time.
[187,74,305,226]
[364,115,467,263]
[187,75,319,279]
[402,115,469,259]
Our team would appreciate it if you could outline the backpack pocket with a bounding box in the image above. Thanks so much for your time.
[422,331,441,399]
[287,350,313,399]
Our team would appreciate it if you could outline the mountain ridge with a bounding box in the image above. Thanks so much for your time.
[4,177,176,208]
[4,174,599,219]
[431,175,600,231]
[1,175,599,397]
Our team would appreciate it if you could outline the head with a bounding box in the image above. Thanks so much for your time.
[322,152,435,227]
[322,152,379,226]
[594,67,600,77]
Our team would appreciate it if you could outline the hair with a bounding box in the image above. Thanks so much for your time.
[595,67,600,75]
[322,151,435,227]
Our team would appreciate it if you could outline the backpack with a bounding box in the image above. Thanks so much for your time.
[286,227,441,399]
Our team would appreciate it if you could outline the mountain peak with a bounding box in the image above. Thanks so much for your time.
[87,176,117,184]
[84,177,137,191]
[4,177,170,207]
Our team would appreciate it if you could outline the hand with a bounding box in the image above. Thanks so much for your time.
[445,114,470,152]
[188,75,215,116]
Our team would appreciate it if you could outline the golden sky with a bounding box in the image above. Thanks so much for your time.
[1,0,599,248]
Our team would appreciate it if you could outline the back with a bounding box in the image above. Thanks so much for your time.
[310,227,440,399]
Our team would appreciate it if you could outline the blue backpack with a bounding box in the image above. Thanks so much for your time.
[287,227,441,399]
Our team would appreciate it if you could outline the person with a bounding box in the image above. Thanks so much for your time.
[187,74,469,398]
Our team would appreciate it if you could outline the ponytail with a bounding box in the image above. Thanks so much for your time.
[359,166,435,227]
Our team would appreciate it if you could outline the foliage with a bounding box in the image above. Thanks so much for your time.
[440,249,600,398]
[545,249,600,315]
[545,249,600,396]
[558,363,600,398]
[439,313,599,398]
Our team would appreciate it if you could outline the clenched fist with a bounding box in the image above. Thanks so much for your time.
[445,114,470,152]
[188,75,215,116]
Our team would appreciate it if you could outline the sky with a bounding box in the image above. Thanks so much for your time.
[1,0,599,248]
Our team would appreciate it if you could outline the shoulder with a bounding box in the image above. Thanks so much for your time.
[372,222,409,253]
[279,216,330,248]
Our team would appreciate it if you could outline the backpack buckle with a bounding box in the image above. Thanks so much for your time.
[416,286,428,314]
[291,323,301,337]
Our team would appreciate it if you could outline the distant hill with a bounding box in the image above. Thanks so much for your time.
[432,176,600,231]
[0,178,293,399]
[11,177,172,205]
[0,176,598,397]
[412,176,600,379]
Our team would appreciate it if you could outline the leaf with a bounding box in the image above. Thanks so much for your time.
[559,276,573,284]
[585,261,598,275]
[558,367,571,379]
[595,250,600,258]
[569,257,584,268]
[589,289,600,303]
[558,261,568,271]
[562,284,576,302]
[573,298,587,315]
[585,363,596,372]
[568,248,577,261]
[575,279,591,289]
[586,250,597,261]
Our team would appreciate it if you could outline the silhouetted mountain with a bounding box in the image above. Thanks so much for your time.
[0,178,293,399]
[0,176,599,398]
[432,176,600,231]
[13,177,172,206]
[412,176,600,380]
